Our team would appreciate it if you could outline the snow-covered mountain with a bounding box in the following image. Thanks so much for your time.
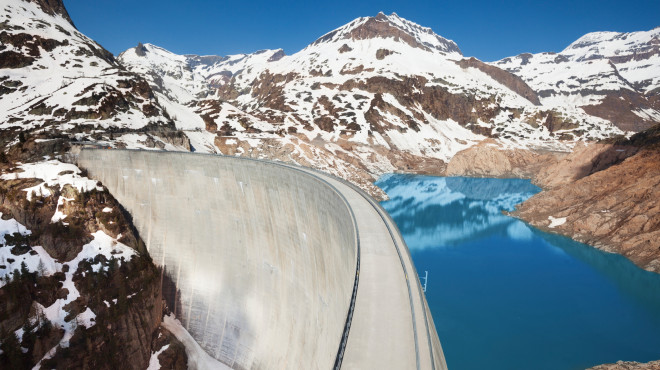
[494,27,660,132]
[118,12,635,192]
[3,4,657,194]
[0,0,190,151]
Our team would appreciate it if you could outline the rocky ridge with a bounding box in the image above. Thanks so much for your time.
[512,124,660,272]
[494,27,660,132]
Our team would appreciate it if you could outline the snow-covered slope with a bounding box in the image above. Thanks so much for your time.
[0,0,191,151]
[563,28,660,92]
[494,27,660,132]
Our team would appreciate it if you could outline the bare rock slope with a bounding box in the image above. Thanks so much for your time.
[445,139,563,178]
[589,360,660,370]
[513,125,660,272]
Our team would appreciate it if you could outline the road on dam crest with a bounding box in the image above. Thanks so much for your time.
[77,149,446,370]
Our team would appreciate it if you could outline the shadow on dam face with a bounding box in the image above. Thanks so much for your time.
[78,149,358,369]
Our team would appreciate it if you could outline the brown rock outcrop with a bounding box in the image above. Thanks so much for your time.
[533,141,638,189]
[582,90,658,132]
[0,31,69,61]
[338,75,499,130]
[446,139,563,178]
[0,51,35,68]
[588,360,660,370]
[456,57,541,105]
[155,131,192,151]
[150,326,188,369]
[513,125,660,271]
[513,147,660,272]
[338,44,352,53]
[376,48,395,60]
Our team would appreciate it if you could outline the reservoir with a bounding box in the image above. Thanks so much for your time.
[376,174,660,370]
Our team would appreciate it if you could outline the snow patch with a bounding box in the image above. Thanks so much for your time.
[147,344,170,370]
[162,314,230,370]
[50,196,72,223]
[548,216,567,228]
[1,160,101,200]
[0,213,31,244]
[75,307,97,329]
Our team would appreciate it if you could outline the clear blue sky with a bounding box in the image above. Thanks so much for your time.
[65,0,659,61]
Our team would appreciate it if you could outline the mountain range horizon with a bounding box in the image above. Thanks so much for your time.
[63,0,660,61]
[121,12,660,64]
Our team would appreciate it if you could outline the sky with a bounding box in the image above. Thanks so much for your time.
[65,0,660,61]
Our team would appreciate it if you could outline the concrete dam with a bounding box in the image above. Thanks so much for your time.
[77,149,446,370]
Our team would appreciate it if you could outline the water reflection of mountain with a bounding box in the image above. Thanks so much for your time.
[376,175,540,249]
[444,176,540,200]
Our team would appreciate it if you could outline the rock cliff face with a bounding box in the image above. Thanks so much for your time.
[0,158,185,368]
[448,126,660,273]
[29,0,73,24]
[0,138,188,367]
[445,139,563,178]
[532,141,638,189]
[513,125,660,272]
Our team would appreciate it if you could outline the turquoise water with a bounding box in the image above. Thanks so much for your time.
[376,174,660,370]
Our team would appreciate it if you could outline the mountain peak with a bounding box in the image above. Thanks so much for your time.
[135,42,149,56]
[561,27,660,62]
[374,11,398,20]
[311,12,462,55]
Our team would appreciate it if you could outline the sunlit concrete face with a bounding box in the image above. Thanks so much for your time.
[78,150,357,370]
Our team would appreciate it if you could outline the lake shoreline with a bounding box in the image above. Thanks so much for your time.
[377,174,660,370]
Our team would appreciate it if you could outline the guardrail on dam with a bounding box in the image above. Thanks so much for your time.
[78,149,358,369]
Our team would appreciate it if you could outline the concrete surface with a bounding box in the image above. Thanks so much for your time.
[77,149,446,370]
[290,165,447,370]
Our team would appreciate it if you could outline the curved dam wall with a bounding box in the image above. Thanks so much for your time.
[78,149,358,370]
